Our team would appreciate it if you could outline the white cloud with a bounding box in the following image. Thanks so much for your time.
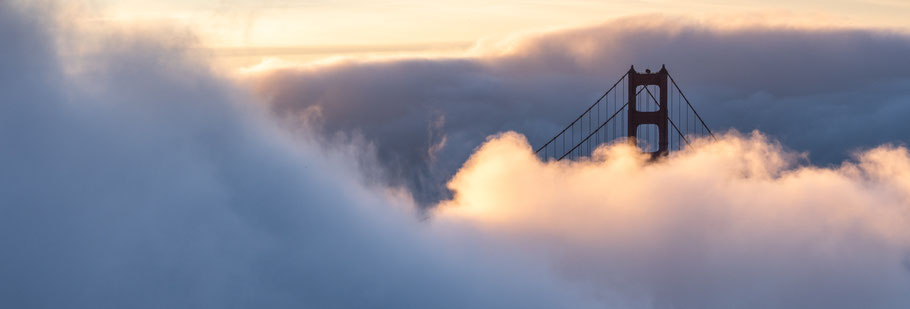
[438,131,910,307]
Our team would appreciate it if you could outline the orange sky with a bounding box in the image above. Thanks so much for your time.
[79,0,910,67]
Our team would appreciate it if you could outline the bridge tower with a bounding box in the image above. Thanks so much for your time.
[627,65,669,158]
[534,65,713,162]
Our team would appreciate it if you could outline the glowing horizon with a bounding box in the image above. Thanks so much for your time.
[78,0,910,67]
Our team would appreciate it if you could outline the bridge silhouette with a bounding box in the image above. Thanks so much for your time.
[536,65,714,161]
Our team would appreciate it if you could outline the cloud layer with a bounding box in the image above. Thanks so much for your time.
[252,17,910,205]
[438,131,910,308]
[0,2,594,308]
[4,1,910,308]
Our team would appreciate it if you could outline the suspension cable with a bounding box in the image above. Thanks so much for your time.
[535,72,630,153]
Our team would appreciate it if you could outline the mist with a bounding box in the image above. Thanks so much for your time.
[0,2,594,308]
[438,131,910,308]
[3,1,910,308]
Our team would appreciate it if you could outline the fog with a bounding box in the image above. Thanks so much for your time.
[2,1,910,308]
[439,131,910,307]
[0,2,593,308]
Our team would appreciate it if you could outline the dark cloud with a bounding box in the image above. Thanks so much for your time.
[253,17,910,206]
[0,2,594,308]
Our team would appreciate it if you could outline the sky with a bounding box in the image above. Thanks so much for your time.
[3,0,910,308]
[80,0,910,66]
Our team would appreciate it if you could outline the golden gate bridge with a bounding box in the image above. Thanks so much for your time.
[536,65,715,161]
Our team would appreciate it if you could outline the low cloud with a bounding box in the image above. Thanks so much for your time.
[0,2,594,308]
[438,131,910,308]
[4,1,910,307]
